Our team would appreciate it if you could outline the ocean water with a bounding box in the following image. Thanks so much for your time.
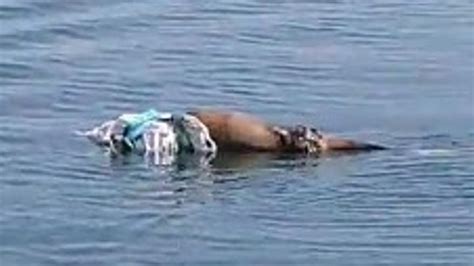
[1,0,473,265]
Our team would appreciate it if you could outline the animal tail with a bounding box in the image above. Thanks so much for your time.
[323,137,387,151]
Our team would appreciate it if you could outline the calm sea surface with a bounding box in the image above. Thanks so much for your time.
[1,1,473,265]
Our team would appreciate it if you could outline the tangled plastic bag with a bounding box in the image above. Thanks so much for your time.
[141,121,178,165]
[175,114,217,154]
[79,110,217,166]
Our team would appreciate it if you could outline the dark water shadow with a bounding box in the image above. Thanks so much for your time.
[174,151,325,173]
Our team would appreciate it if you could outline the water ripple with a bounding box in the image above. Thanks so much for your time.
[1,0,473,265]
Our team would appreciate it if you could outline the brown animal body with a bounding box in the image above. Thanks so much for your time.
[190,110,386,153]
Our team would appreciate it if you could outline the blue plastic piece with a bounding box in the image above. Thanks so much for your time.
[121,109,160,147]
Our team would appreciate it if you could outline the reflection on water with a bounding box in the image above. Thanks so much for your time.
[1,0,473,265]
[212,152,292,170]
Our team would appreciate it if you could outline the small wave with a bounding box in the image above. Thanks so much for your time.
[413,149,457,156]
